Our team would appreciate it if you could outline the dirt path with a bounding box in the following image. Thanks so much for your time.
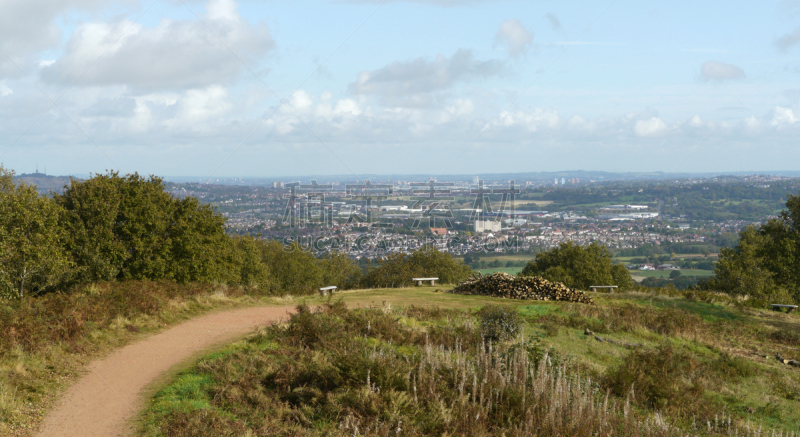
[35,305,294,437]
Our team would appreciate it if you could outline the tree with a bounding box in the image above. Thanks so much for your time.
[0,167,70,298]
[55,172,230,284]
[669,270,682,279]
[520,242,632,290]
[702,192,799,303]
[258,240,322,294]
[365,247,472,288]
[317,251,363,290]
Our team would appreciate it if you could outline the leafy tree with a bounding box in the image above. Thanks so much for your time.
[669,270,682,279]
[702,192,800,303]
[258,240,322,294]
[407,247,472,284]
[222,236,273,292]
[365,247,472,288]
[55,172,228,284]
[365,253,420,288]
[317,251,364,290]
[520,242,632,290]
[0,167,70,298]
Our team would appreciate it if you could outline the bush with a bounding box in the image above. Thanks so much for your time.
[476,305,522,342]
[365,247,472,288]
[604,343,711,417]
[520,242,632,290]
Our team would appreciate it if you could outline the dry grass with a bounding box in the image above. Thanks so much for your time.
[141,301,800,436]
[0,281,266,436]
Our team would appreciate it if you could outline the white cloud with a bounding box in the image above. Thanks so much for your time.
[40,0,274,90]
[634,117,667,137]
[0,83,12,97]
[700,61,745,82]
[493,108,560,131]
[495,19,533,58]
[0,0,116,75]
[771,106,798,126]
[349,49,502,107]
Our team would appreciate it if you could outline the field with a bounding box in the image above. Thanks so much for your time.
[476,267,524,275]
[140,287,800,436]
[630,269,716,279]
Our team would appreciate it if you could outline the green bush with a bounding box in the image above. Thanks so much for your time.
[476,305,522,342]
[604,343,711,417]
[520,242,632,290]
[365,247,471,288]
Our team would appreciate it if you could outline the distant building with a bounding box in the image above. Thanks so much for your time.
[430,228,448,236]
[474,220,501,233]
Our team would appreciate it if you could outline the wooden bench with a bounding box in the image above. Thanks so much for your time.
[412,277,439,286]
[319,286,337,296]
[590,285,618,293]
[771,304,798,314]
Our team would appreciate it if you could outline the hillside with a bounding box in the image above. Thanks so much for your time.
[140,287,800,436]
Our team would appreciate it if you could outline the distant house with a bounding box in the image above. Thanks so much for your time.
[640,264,656,271]
[658,264,680,270]
[430,228,448,236]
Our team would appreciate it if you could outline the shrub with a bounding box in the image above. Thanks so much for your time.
[476,305,522,342]
[605,343,711,417]
[520,242,632,290]
[365,247,471,288]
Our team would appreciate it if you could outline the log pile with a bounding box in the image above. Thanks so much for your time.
[450,272,594,304]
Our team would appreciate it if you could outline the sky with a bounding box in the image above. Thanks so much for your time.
[1,0,800,178]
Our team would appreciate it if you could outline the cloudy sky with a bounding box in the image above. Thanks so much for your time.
[1,0,799,178]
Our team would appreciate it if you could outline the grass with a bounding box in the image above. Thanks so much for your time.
[0,281,289,437]
[476,267,525,275]
[140,288,800,436]
[630,269,715,279]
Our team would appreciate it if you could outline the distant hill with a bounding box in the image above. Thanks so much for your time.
[15,172,74,194]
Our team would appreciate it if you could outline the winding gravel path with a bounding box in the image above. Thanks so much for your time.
[35,305,293,437]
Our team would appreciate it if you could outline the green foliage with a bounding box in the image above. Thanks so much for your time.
[476,304,522,342]
[605,343,709,416]
[142,304,667,437]
[55,171,228,284]
[520,242,632,290]
[257,241,322,295]
[365,247,472,288]
[317,251,364,290]
[702,191,800,303]
[0,168,70,298]
[0,281,216,352]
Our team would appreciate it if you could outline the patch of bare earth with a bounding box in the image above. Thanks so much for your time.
[35,306,293,437]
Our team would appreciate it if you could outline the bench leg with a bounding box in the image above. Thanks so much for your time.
[430,280,435,286]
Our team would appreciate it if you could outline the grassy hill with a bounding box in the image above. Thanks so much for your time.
[140,287,800,436]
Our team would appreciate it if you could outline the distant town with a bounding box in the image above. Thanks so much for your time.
[15,170,798,287]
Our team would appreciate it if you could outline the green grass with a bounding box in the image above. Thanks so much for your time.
[630,269,715,279]
[476,267,525,275]
[141,287,800,436]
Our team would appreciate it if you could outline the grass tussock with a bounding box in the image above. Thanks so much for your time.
[141,301,794,437]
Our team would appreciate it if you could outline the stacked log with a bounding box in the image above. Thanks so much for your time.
[450,272,594,304]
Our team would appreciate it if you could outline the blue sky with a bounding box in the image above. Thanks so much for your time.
[0,0,799,178]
